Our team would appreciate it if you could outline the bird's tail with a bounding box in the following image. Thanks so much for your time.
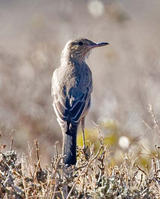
[62,123,78,165]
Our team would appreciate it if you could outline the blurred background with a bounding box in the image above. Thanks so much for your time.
[1,0,160,164]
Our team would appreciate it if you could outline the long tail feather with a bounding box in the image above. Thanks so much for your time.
[62,123,78,165]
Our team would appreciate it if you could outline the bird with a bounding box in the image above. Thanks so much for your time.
[51,38,109,166]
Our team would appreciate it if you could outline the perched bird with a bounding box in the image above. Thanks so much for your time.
[51,38,109,165]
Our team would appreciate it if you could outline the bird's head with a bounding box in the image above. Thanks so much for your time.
[61,38,109,63]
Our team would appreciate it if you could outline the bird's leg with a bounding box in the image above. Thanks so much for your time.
[81,118,86,150]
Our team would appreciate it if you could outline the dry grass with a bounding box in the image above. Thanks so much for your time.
[0,134,160,199]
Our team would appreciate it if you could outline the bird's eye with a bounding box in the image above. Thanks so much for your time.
[78,41,83,46]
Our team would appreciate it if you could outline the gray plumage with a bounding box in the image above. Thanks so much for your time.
[51,38,109,165]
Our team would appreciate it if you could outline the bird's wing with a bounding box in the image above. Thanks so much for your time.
[68,87,89,123]
[53,87,90,124]
[52,69,68,123]
[52,68,92,125]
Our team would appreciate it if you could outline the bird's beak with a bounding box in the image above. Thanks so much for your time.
[95,42,109,47]
[90,42,109,48]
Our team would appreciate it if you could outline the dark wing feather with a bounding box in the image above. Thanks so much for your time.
[53,88,89,125]
[69,91,88,123]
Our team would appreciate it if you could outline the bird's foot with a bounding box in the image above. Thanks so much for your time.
[82,145,90,161]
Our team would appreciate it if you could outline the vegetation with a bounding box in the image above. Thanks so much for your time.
[1,127,160,198]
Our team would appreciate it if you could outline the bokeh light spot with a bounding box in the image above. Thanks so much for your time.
[88,0,104,17]
[118,136,130,149]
